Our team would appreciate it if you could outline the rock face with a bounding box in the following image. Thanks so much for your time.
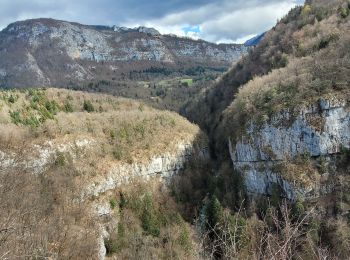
[0,137,206,198]
[0,18,248,88]
[84,142,206,198]
[0,129,207,260]
[0,138,95,173]
[113,26,161,36]
[229,99,350,199]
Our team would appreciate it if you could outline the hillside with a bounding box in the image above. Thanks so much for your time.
[0,88,208,258]
[218,0,350,166]
[180,0,350,258]
[0,18,247,89]
[184,0,349,144]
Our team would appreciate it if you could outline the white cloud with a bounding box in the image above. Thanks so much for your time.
[141,0,302,43]
[202,1,298,42]
[0,0,304,43]
[234,34,258,44]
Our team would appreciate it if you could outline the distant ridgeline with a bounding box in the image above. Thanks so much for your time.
[244,32,265,46]
[0,18,248,89]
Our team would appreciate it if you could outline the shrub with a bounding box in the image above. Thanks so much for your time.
[141,194,160,237]
[177,223,192,252]
[340,7,349,18]
[339,145,350,167]
[226,212,247,248]
[109,198,117,209]
[112,148,123,160]
[315,7,328,21]
[308,218,320,244]
[64,101,74,112]
[317,156,328,174]
[119,192,126,210]
[83,100,94,112]
[292,198,305,219]
[45,100,58,115]
[206,195,223,228]
[9,110,21,125]
[138,104,144,112]
[316,34,339,50]
[270,54,288,69]
[23,115,40,128]
[270,183,282,207]
[8,95,15,103]
[301,4,312,16]
[104,238,118,255]
[55,152,66,166]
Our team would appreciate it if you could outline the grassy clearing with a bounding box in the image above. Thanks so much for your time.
[180,78,193,87]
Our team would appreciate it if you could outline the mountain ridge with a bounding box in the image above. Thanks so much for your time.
[0,18,248,88]
[244,32,265,46]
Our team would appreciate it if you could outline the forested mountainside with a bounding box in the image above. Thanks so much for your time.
[178,0,350,258]
[2,0,350,259]
[183,0,349,136]
[0,18,247,111]
[0,18,247,87]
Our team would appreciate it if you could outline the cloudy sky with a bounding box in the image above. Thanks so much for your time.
[0,0,304,43]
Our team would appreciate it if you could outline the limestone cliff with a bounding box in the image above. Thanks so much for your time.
[229,99,350,199]
[0,137,206,198]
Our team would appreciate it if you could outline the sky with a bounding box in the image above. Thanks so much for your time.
[0,0,304,43]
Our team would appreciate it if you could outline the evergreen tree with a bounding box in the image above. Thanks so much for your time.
[206,195,223,228]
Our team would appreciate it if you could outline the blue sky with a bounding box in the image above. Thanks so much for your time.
[0,0,304,43]
[183,26,201,34]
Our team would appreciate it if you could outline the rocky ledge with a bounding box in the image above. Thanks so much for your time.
[0,137,207,199]
[84,142,208,198]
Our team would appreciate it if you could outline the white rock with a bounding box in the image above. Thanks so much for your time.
[229,100,350,199]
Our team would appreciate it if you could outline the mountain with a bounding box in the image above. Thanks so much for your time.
[2,0,350,259]
[244,32,265,46]
[0,18,247,88]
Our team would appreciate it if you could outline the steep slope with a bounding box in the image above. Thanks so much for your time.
[0,88,208,259]
[183,0,347,134]
[0,18,247,89]
[220,0,350,199]
[181,1,350,258]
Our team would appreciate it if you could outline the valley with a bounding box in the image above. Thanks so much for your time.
[0,0,350,259]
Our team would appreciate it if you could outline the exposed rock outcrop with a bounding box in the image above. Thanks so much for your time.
[113,26,161,36]
[84,142,207,198]
[0,137,207,199]
[229,99,350,199]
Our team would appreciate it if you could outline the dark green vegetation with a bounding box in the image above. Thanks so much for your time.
[70,68,222,112]
[103,183,197,259]
[170,154,344,259]
[7,89,59,127]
